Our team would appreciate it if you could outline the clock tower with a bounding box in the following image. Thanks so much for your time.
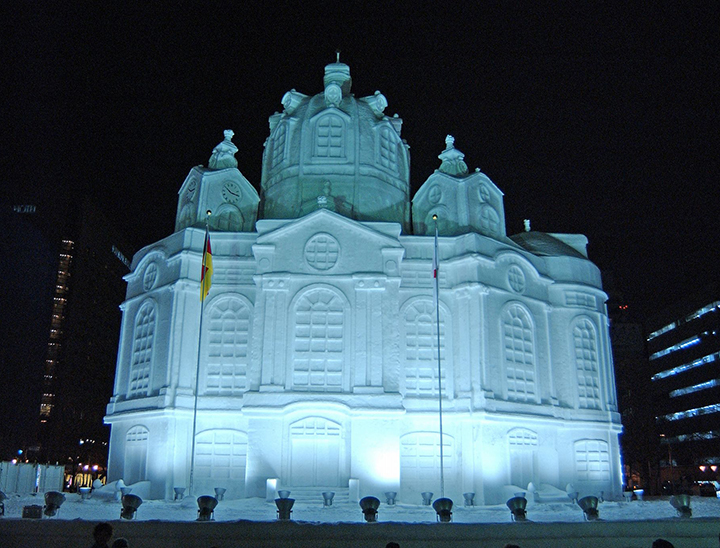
[175,130,259,232]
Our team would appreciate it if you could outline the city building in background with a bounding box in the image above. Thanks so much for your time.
[646,282,720,489]
[605,274,655,491]
[0,196,133,467]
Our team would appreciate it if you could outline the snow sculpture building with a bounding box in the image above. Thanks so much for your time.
[105,60,623,503]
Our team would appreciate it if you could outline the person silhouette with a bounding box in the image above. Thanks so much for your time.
[90,523,113,548]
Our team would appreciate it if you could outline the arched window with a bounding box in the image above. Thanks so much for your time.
[290,417,342,487]
[502,305,536,402]
[479,205,500,235]
[271,122,287,167]
[574,439,610,481]
[292,289,345,391]
[404,300,448,397]
[379,126,397,171]
[508,428,538,489]
[314,114,345,158]
[400,432,454,490]
[128,302,156,398]
[573,318,601,409]
[194,429,248,498]
[204,297,251,395]
[124,425,149,484]
[211,205,242,232]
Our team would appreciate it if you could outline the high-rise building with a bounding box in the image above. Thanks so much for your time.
[646,283,720,485]
[0,196,133,465]
[105,60,623,503]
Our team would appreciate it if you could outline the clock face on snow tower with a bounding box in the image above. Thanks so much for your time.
[222,181,241,204]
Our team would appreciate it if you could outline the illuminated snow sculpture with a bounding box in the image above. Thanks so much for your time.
[105,60,622,504]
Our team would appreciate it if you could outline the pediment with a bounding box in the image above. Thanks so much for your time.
[254,209,403,275]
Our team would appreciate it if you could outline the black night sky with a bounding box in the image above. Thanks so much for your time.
[1,4,718,451]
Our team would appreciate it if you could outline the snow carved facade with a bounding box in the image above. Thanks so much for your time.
[105,61,622,504]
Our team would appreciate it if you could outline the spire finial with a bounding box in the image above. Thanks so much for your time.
[336,49,341,63]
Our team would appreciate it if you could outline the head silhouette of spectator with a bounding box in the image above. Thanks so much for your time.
[652,540,674,548]
[92,523,113,548]
[386,543,400,548]
[112,539,129,548]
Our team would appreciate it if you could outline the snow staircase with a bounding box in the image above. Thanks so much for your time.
[277,487,351,506]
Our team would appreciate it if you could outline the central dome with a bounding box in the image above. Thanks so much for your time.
[260,61,410,229]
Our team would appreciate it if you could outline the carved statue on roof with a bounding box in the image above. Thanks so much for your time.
[438,135,469,177]
[208,129,238,170]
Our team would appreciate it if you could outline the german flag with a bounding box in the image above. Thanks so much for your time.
[200,234,213,301]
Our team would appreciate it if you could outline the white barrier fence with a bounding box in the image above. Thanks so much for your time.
[0,462,64,494]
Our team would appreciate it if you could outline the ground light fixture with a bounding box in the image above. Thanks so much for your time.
[43,491,66,517]
[669,494,692,518]
[506,496,527,521]
[214,488,226,502]
[577,496,600,521]
[463,492,475,506]
[173,487,185,500]
[197,496,218,521]
[275,497,294,520]
[384,492,397,505]
[322,492,335,506]
[277,490,291,499]
[359,496,380,522]
[432,497,453,522]
[120,494,143,520]
[421,492,433,505]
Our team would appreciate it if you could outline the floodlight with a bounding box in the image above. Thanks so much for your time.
[623,491,633,502]
[43,491,66,517]
[120,494,143,520]
[214,487,226,502]
[432,497,453,522]
[384,492,397,506]
[463,492,475,507]
[173,487,185,501]
[275,497,294,520]
[197,495,218,521]
[359,496,380,522]
[421,492,433,506]
[79,487,92,500]
[506,496,527,521]
[277,490,291,499]
[567,491,579,504]
[669,495,692,518]
[577,496,600,521]
[322,491,335,506]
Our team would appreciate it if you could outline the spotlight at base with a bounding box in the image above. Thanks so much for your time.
[197,495,218,521]
[432,497,453,522]
[359,496,380,522]
[43,491,66,517]
[120,494,143,520]
[577,496,600,521]
[669,495,692,518]
[506,496,527,521]
[275,497,294,521]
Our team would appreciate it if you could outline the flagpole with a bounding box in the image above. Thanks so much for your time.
[433,214,445,499]
[189,210,211,497]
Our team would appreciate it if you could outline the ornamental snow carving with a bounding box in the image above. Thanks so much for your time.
[106,58,621,505]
